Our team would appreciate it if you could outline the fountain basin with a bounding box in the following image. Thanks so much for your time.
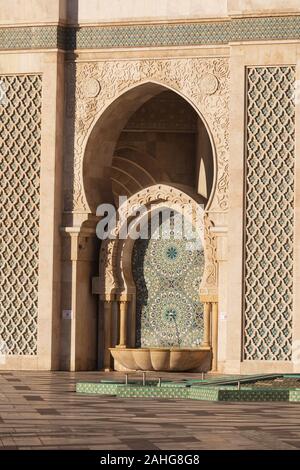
[109,347,211,372]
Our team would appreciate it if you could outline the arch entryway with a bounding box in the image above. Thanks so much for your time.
[94,184,218,372]
[82,80,219,372]
[82,81,216,212]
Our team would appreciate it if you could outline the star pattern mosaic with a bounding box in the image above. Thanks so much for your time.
[132,212,204,348]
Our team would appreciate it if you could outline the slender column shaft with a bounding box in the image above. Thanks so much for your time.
[202,302,211,347]
[211,302,219,372]
[117,301,128,348]
[103,301,113,371]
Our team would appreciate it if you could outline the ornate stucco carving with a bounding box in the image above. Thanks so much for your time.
[200,214,218,295]
[98,185,217,297]
[0,74,42,355]
[83,77,101,98]
[199,73,219,95]
[66,57,229,213]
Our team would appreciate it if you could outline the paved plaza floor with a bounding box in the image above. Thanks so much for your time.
[0,371,300,450]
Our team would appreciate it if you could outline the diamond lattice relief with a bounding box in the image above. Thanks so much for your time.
[0,75,42,355]
[244,66,295,361]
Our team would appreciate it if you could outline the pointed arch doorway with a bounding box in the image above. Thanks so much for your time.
[85,80,219,372]
[95,185,217,372]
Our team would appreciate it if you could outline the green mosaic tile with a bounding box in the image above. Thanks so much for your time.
[76,380,300,403]
[289,390,300,402]
[218,389,290,402]
[76,382,120,395]
[117,385,190,399]
[189,387,219,401]
[0,26,62,50]
[0,16,300,51]
[160,382,189,388]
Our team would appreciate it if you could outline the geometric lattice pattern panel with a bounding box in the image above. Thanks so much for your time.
[244,67,295,361]
[1,17,300,50]
[132,212,204,348]
[0,75,42,355]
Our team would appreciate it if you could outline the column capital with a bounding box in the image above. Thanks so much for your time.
[118,294,131,302]
[200,293,218,303]
[100,294,116,302]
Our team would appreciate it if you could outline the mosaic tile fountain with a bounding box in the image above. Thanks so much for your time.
[132,211,205,349]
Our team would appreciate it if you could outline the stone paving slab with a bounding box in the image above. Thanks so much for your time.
[1,371,300,450]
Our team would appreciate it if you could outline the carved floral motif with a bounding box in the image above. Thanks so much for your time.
[66,58,229,213]
[199,73,219,95]
[83,78,101,98]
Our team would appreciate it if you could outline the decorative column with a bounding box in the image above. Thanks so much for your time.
[116,299,129,348]
[202,302,211,347]
[211,302,219,372]
[62,226,98,371]
[103,299,113,371]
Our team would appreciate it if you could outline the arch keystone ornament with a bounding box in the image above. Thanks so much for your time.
[200,73,219,95]
[83,78,101,98]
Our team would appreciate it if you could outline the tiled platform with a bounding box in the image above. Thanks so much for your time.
[76,374,300,402]
[1,371,300,449]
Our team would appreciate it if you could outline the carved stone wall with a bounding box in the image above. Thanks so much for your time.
[0,74,42,355]
[65,58,229,213]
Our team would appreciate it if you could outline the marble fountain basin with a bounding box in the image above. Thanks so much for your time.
[109,347,211,372]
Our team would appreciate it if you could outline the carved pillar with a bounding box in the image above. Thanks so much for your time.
[117,300,128,348]
[210,220,227,367]
[103,300,113,371]
[211,302,219,372]
[61,227,98,371]
[202,302,211,347]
